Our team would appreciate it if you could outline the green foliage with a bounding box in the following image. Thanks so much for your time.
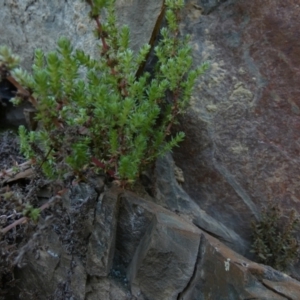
[0,0,208,183]
[251,203,300,271]
[23,204,40,222]
[0,45,20,70]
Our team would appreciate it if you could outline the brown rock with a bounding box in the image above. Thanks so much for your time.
[13,185,300,300]
[155,153,249,255]
[179,231,300,300]
[173,0,300,276]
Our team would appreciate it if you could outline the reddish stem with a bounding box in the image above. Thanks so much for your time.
[6,75,38,107]
[94,17,109,52]
[92,157,116,178]
[164,88,180,136]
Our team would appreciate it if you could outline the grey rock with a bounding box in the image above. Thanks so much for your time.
[0,0,164,128]
[197,0,228,15]
[86,277,131,300]
[15,230,86,300]
[86,188,119,277]
[178,230,300,300]
[13,184,300,300]
[155,153,249,255]
[114,198,155,269]
[0,0,164,70]
[124,192,201,300]
[14,182,100,299]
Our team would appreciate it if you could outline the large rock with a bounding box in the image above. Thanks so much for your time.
[0,0,164,126]
[116,190,300,300]
[179,230,300,300]
[0,0,164,70]
[86,189,119,277]
[12,185,300,299]
[173,0,300,272]
[122,192,201,300]
[155,153,249,255]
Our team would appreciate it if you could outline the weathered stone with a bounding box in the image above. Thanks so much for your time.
[63,182,100,243]
[12,185,300,300]
[114,192,156,268]
[15,230,86,300]
[172,0,300,275]
[0,0,164,70]
[86,277,131,300]
[196,0,227,15]
[122,192,201,300]
[86,188,120,277]
[179,230,300,300]
[155,153,249,255]
[0,0,164,126]
[262,278,300,300]
[14,182,100,299]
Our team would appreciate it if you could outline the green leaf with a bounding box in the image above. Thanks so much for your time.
[119,25,130,50]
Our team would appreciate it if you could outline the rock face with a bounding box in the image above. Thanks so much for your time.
[86,189,119,277]
[0,0,164,127]
[179,231,300,300]
[0,0,163,69]
[155,154,249,255]
[124,193,201,300]
[173,0,300,272]
[2,0,300,298]
[14,185,300,299]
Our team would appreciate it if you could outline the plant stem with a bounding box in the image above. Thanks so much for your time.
[1,194,62,235]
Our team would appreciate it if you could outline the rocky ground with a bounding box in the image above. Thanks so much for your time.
[1,127,300,299]
[0,128,153,299]
[0,130,28,299]
[0,130,96,299]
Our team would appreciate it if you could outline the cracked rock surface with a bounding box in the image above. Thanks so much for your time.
[12,183,300,299]
[1,0,300,299]
[173,0,300,278]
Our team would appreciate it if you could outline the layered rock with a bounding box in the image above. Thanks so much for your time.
[14,185,300,299]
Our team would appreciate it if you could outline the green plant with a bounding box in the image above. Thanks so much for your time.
[22,204,40,222]
[251,203,300,271]
[0,0,208,184]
